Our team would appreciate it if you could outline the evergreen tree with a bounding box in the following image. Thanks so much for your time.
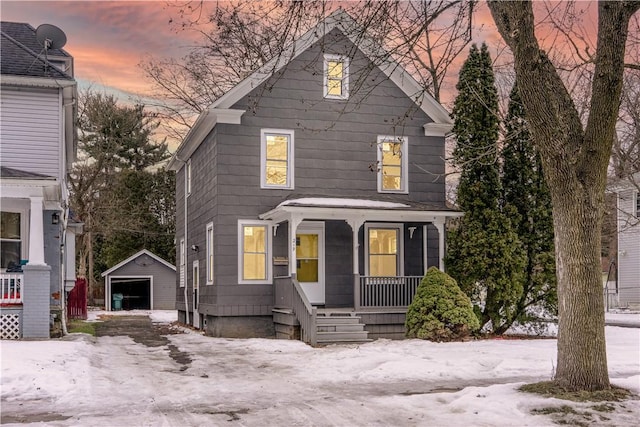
[70,91,174,303]
[445,43,527,334]
[501,83,557,323]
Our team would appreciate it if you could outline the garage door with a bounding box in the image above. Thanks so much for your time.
[110,278,151,310]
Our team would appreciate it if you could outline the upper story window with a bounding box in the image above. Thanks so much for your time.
[186,160,192,196]
[206,222,214,285]
[324,54,349,100]
[377,136,408,193]
[1,211,22,269]
[238,220,272,284]
[635,191,639,218]
[261,129,294,189]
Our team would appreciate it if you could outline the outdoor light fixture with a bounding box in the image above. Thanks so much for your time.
[191,245,199,252]
[52,212,59,225]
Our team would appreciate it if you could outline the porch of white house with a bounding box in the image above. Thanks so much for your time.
[1,192,53,339]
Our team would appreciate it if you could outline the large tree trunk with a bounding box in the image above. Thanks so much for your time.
[550,176,609,390]
[488,0,639,391]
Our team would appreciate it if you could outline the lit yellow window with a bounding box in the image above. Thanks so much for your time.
[327,60,344,96]
[368,228,398,277]
[242,225,267,280]
[382,142,402,190]
[265,134,289,186]
[324,55,348,99]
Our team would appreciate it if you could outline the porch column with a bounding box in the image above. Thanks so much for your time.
[346,217,365,309]
[288,215,303,277]
[433,219,445,271]
[28,196,46,266]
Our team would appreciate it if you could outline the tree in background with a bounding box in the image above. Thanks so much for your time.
[445,44,526,334]
[488,0,640,392]
[501,83,557,325]
[70,91,174,303]
[142,0,476,143]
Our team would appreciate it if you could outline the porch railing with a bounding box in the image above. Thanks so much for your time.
[359,276,422,309]
[1,273,23,304]
[291,279,317,346]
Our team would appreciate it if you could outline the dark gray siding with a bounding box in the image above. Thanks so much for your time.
[325,220,353,307]
[404,223,424,277]
[182,29,447,319]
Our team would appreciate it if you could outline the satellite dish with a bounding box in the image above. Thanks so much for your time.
[36,24,67,50]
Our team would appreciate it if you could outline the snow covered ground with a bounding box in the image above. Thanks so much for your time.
[1,310,639,426]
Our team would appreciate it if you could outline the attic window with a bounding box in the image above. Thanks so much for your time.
[324,54,349,99]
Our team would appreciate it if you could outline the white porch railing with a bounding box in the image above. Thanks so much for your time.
[359,276,422,309]
[1,273,23,304]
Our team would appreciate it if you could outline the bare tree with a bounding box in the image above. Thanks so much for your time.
[487,0,640,391]
[141,1,475,144]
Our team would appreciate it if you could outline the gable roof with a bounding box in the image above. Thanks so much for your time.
[101,249,176,277]
[0,21,73,80]
[169,9,452,170]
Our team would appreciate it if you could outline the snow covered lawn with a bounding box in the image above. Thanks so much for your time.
[1,310,639,426]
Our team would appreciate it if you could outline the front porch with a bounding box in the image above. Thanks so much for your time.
[262,197,461,345]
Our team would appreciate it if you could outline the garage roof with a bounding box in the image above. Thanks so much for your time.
[101,249,176,277]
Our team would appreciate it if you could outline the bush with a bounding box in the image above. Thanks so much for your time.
[405,267,480,341]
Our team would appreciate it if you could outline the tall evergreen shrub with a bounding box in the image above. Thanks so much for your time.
[445,44,527,333]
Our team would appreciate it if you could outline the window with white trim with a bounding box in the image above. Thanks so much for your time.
[324,54,349,99]
[179,238,185,287]
[238,220,272,284]
[377,136,408,193]
[366,224,403,277]
[261,129,294,189]
[206,222,214,285]
[1,211,22,269]
[186,160,192,196]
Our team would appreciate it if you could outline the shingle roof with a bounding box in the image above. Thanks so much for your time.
[0,21,72,79]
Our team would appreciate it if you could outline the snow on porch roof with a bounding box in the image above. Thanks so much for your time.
[260,197,462,224]
[279,197,410,209]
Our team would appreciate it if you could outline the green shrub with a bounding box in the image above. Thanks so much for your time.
[405,267,480,341]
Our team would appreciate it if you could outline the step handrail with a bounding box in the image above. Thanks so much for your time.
[291,279,317,346]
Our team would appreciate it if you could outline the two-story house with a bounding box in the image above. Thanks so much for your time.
[168,10,460,345]
[610,172,640,310]
[0,22,80,339]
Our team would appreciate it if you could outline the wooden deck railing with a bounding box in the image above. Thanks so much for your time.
[291,279,317,346]
[359,276,422,309]
[1,273,23,304]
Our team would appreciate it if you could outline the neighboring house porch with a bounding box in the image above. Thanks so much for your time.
[0,168,81,339]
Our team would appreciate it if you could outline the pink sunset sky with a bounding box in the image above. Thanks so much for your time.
[1,0,207,98]
[1,1,600,118]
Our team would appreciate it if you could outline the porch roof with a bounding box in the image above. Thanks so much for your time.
[259,196,462,224]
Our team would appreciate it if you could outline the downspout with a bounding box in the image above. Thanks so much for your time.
[60,202,69,335]
[183,162,190,325]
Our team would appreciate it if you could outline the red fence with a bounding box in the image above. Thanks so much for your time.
[67,278,87,320]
